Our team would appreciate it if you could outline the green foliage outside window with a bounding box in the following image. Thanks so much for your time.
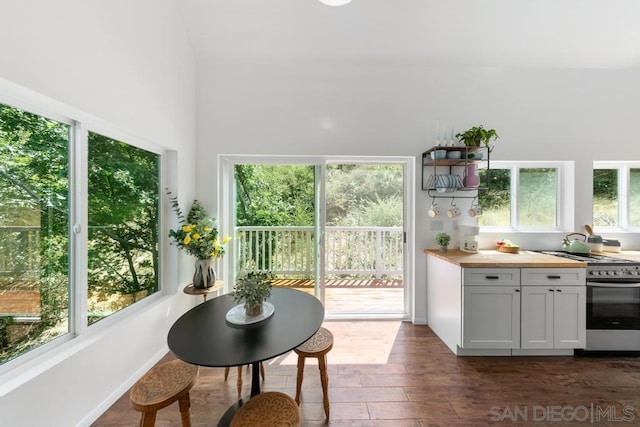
[87,132,160,324]
[479,167,558,228]
[0,103,70,364]
[233,163,404,276]
[0,102,162,364]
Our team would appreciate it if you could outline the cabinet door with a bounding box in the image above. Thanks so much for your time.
[521,286,554,349]
[553,285,586,348]
[462,285,520,349]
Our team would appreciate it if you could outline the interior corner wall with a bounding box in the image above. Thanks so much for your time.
[0,1,197,425]
[194,58,640,324]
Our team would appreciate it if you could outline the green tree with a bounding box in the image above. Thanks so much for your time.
[87,133,159,320]
[0,103,70,360]
[326,165,403,226]
[0,102,160,362]
[235,164,314,227]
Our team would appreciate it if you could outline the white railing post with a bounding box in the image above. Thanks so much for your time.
[375,228,382,278]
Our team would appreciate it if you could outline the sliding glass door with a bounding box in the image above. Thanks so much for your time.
[223,156,410,318]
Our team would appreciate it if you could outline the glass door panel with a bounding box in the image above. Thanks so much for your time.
[323,163,405,315]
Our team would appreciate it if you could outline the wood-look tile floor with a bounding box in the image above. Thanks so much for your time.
[93,321,640,426]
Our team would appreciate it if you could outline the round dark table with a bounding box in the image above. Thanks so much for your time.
[168,287,324,424]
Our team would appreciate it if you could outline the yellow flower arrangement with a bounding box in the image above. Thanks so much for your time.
[167,195,231,259]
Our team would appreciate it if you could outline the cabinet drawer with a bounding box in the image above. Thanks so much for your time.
[463,268,520,286]
[521,268,585,286]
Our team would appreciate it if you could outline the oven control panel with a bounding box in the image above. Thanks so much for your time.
[588,264,640,279]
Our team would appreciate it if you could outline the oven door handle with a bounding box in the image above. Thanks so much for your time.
[587,281,640,288]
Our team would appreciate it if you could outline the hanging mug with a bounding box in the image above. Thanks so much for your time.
[428,203,440,218]
[447,205,460,218]
[469,205,483,218]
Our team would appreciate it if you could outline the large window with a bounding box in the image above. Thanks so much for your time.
[479,162,570,230]
[0,101,162,367]
[593,162,640,228]
[0,103,71,365]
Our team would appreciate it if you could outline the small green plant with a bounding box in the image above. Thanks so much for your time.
[233,271,275,306]
[435,232,451,247]
[455,125,499,148]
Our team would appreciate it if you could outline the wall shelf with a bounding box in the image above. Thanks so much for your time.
[421,145,491,199]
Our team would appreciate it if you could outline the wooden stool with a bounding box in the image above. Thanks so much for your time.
[130,359,199,427]
[230,391,300,427]
[294,327,333,421]
[224,363,265,397]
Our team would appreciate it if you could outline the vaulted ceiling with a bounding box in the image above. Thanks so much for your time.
[176,0,640,69]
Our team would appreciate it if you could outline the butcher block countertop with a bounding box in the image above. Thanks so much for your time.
[425,249,587,268]
[606,250,640,262]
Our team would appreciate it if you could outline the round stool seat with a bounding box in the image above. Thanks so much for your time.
[295,326,333,356]
[130,359,199,427]
[230,391,300,427]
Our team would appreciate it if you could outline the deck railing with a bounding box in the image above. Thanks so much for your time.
[1,225,404,280]
[235,226,403,278]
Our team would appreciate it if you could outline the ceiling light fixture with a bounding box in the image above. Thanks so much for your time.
[319,0,352,6]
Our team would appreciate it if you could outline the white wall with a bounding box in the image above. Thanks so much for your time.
[196,58,640,323]
[0,1,197,425]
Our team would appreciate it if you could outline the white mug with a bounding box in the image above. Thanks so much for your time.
[428,204,440,218]
[447,206,460,218]
[468,206,483,218]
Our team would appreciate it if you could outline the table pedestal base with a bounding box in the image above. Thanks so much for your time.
[218,362,262,426]
[217,397,246,427]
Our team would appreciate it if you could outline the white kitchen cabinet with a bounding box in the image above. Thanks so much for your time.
[553,285,586,348]
[462,268,521,349]
[521,286,554,348]
[521,268,586,349]
[426,252,587,356]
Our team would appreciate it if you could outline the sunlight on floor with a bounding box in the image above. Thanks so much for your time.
[324,288,404,314]
[292,286,405,315]
[269,320,403,366]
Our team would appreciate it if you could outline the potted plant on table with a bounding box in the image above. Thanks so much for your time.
[435,232,451,253]
[233,271,276,316]
[167,193,231,289]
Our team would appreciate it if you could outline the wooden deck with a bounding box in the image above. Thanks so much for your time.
[0,290,40,316]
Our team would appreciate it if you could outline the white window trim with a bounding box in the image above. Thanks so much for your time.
[481,161,574,233]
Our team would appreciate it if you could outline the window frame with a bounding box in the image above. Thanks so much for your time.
[0,83,171,376]
[480,161,573,233]
[593,161,640,232]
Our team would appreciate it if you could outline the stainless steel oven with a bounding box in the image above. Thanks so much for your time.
[587,280,640,351]
[540,251,640,352]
